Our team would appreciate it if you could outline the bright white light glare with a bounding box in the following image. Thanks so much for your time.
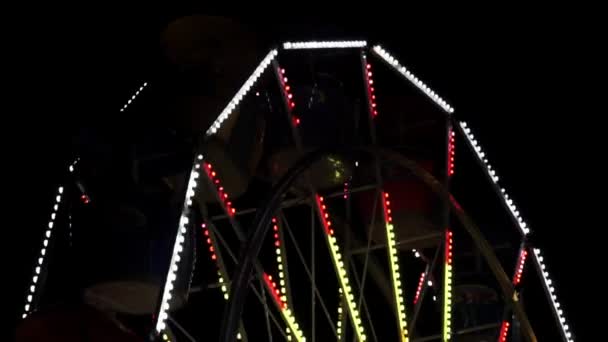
[283,40,367,49]
[206,49,278,136]
[372,45,454,114]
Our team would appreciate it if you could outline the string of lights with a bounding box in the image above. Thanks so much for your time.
[22,158,78,318]
[315,194,367,341]
[155,155,202,333]
[381,192,410,341]
[283,41,367,50]
[532,248,574,341]
[371,45,454,114]
[458,121,530,236]
[443,230,453,341]
[119,82,148,112]
[206,49,278,136]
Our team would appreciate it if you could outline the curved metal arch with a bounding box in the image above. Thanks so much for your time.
[219,147,537,342]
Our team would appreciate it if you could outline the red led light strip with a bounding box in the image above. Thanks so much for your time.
[277,66,300,126]
[201,223,218,262]
[203,162,236,216]
[343,181,349,199]
[363,59,379,117]
[498,321,510,342]
[264,272,286,310]
[414,271,426,305]
[513,249,528,286]
[271,217,289,305]
[315,195,334,235]
[498,248,529,341]
[448,127,455,177]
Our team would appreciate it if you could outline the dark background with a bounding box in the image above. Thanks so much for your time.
[6,11,600,340]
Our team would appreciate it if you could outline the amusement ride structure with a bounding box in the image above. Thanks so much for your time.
[17,18,575,342]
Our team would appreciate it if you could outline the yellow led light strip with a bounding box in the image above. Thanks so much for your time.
[443,230,453,341]
[336,289,344,340]
[271,217,290,306]
[263,273,306,342]
[381,191,410,341]
[315,194,367,341]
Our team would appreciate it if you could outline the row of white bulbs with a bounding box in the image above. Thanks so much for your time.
[459,121,531,236]
[119,82,147,112]
[283,41,367,50]
[22,184,65,318]
[23,158,78,318]
[458,122,572,339]
[532,249,574,341]
[372,45,455,114]
[155,155,202,333]
[206,49,278,136]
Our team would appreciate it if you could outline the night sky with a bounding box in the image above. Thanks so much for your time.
[7,11,599,340]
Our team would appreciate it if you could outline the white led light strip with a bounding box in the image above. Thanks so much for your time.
[458,121,530,236]
[22,159,78,318]
[206,49,278,136]
[283,41,367,50]
[532,249,574,342]
[382,192,409,341]
[155,155,202,333]
[371,45,454,114]
[316,195,367,341]
[119,82,148,112]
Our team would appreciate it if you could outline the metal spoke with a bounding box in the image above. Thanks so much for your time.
[410,242,442,336]
[349,259,379,342]
[168,315,197,342]
[311,204,316,342]
[210,220,288,340]
[280,211,338,337]
[259,277,274,342]
[357,188,380,312]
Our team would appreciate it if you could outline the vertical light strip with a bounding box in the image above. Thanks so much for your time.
[206,49,278,136]
[498,248,528,341]
[381,192,410,341]
[283,41,367,50]
[119,82,148,112]
[155,155,202,333]
[443,230,453,341]
[202,162,236,216]
[201,223,230,300]
[458,121,530,236]
[513,249,528,286]
[498,321,511,342]
[277,66,301,126]
[448,127,455,177]
[362,60,379,118]
[22,158,78,318]
[315,195,367,341]
[532,248,574,342]
[271,217,290,307]
[371,45,454,114]
[336,289,344,340]
[263,273,306,342]
[413,271,426,305]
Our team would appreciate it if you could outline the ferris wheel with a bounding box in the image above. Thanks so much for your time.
[19,40,575,342]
